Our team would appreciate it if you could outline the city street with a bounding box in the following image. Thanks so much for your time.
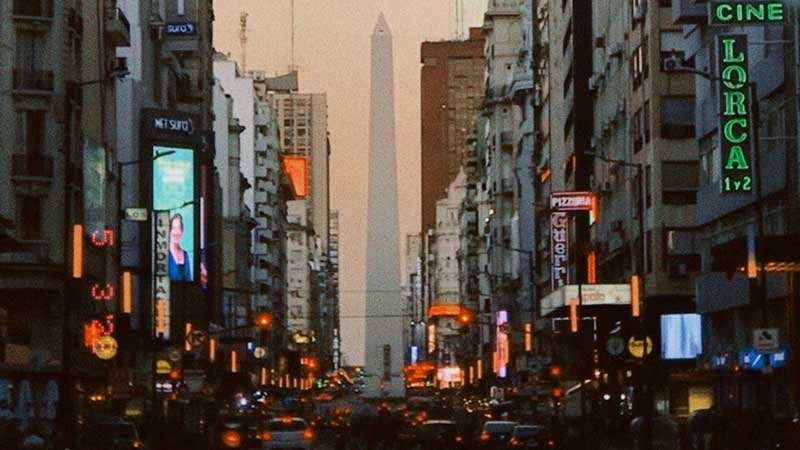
[3,0,800,449]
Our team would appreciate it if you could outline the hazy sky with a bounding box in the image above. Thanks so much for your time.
[214,0,486,365]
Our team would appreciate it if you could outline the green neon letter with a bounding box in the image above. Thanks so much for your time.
[724,118,748,143]
[722,38,745,63]
[723,91,747,116]
[724,146,750,170]
[745,4,765,21]
[768,3,784,21]
[716,4,733,21]
[722,65,747,90]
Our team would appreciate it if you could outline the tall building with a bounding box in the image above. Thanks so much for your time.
[420,29,485,234]
[0,0,127,437]
[268,92,330,250]
[674,0,800,420]
[364,13,405,399]
[327,210,341,370]
[479,0,525,383]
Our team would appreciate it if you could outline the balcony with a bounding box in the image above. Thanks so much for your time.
[499,178,514,194]
[13,0,53,19]
[12,154,53,181]
[105,7,131,47]
[12,70,54,94]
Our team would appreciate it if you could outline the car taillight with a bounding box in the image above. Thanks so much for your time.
[261,431,272,441]
[302,429,314,441]
[480,432,490,441]
[221,431,242,448]
[548,439,556,447]
[510,438,521,446]
[133,440,142,448]
[455,435,463,443]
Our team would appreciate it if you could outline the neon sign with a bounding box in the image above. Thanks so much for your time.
[709,1,784,25]
[717,34,753,193]
[91,283,114,301]
[91,229,114,247]
[550,212,569,289]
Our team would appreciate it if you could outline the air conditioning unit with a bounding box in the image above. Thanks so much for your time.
[611,220,624,232]
[661,53,688,72]
[609,43,623,58]
[633,5,644,21]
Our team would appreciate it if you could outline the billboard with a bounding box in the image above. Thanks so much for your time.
[283,156,308,198]
[83,138,106,236]
[495,310,509,378]
[717,34,753,194]
[550,212,569,289]
[152,146,195,282]
[660,313,703,360]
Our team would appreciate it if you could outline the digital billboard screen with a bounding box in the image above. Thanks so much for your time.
[152,146,195,283]
[660,313,702,360]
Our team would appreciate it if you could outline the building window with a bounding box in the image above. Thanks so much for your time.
[631,40,648,90]
[17,195,42,240]
[563,65,572,99]
[660,96,695,139]
[645,165,652,209]
[643,100,651,142]
[632,107,643,153]
[646,230,653,273]
[562,20,572,55]
[15,110,46,156]
[662,160,699,204]
[15,30,47,79]
[699,134,719,186]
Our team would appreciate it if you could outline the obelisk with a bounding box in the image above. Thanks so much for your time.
[363,13,405,399]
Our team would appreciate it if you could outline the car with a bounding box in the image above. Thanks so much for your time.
[260,417,314,450]
[417,420,468,450]
[509,424,555,449]
[477,420,518,449]
[78,420,143,450]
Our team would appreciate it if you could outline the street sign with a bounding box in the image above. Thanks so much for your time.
[606,336,625,356]
[167,348,182,363]
[94,335,118,360]
[753,328,779,352]
[186,329,207,349]
[124,208,148,221]
[254,347,267,359]
[156,359,172,374]
[628,336,653,358]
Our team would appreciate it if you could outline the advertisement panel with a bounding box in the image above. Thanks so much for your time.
[154,211,171,339]
[550,191,597,212]
[717,34,754,194]
[152,146,195,282]
[283,156,308,198]
[83,138,106,236]
[550,212,569,289]
[495,310,509,378]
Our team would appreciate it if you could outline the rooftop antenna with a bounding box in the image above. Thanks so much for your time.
[239,11,248,73]
[290,0,296,72]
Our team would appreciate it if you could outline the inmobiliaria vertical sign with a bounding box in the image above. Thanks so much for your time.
[154,211,171,339]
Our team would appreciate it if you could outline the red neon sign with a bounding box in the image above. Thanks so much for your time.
[91,229,115,247]
[91,283,115,301]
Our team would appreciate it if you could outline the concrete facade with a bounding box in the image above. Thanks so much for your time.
[420,29,485,234]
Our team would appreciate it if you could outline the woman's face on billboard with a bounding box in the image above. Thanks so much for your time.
[170,216,183,247]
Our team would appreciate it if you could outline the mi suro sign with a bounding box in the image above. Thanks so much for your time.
[718,34,753,194]
[710,1,784,25]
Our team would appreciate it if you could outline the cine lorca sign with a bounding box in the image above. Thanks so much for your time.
[718,34,754,194]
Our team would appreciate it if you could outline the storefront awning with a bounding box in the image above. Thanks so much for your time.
[541,284,631,317]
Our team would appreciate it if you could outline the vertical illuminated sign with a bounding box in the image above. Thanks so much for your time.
[495,310,508,378]
[152,146,195,282]
[154,211,171,339]
[718,34,753,194]
[550,212,569,289]
[427,324,436,354]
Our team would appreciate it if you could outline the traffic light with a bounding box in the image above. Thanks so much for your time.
[549,365,562,379]
[256,312,273,329]
[551,387,563,399]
